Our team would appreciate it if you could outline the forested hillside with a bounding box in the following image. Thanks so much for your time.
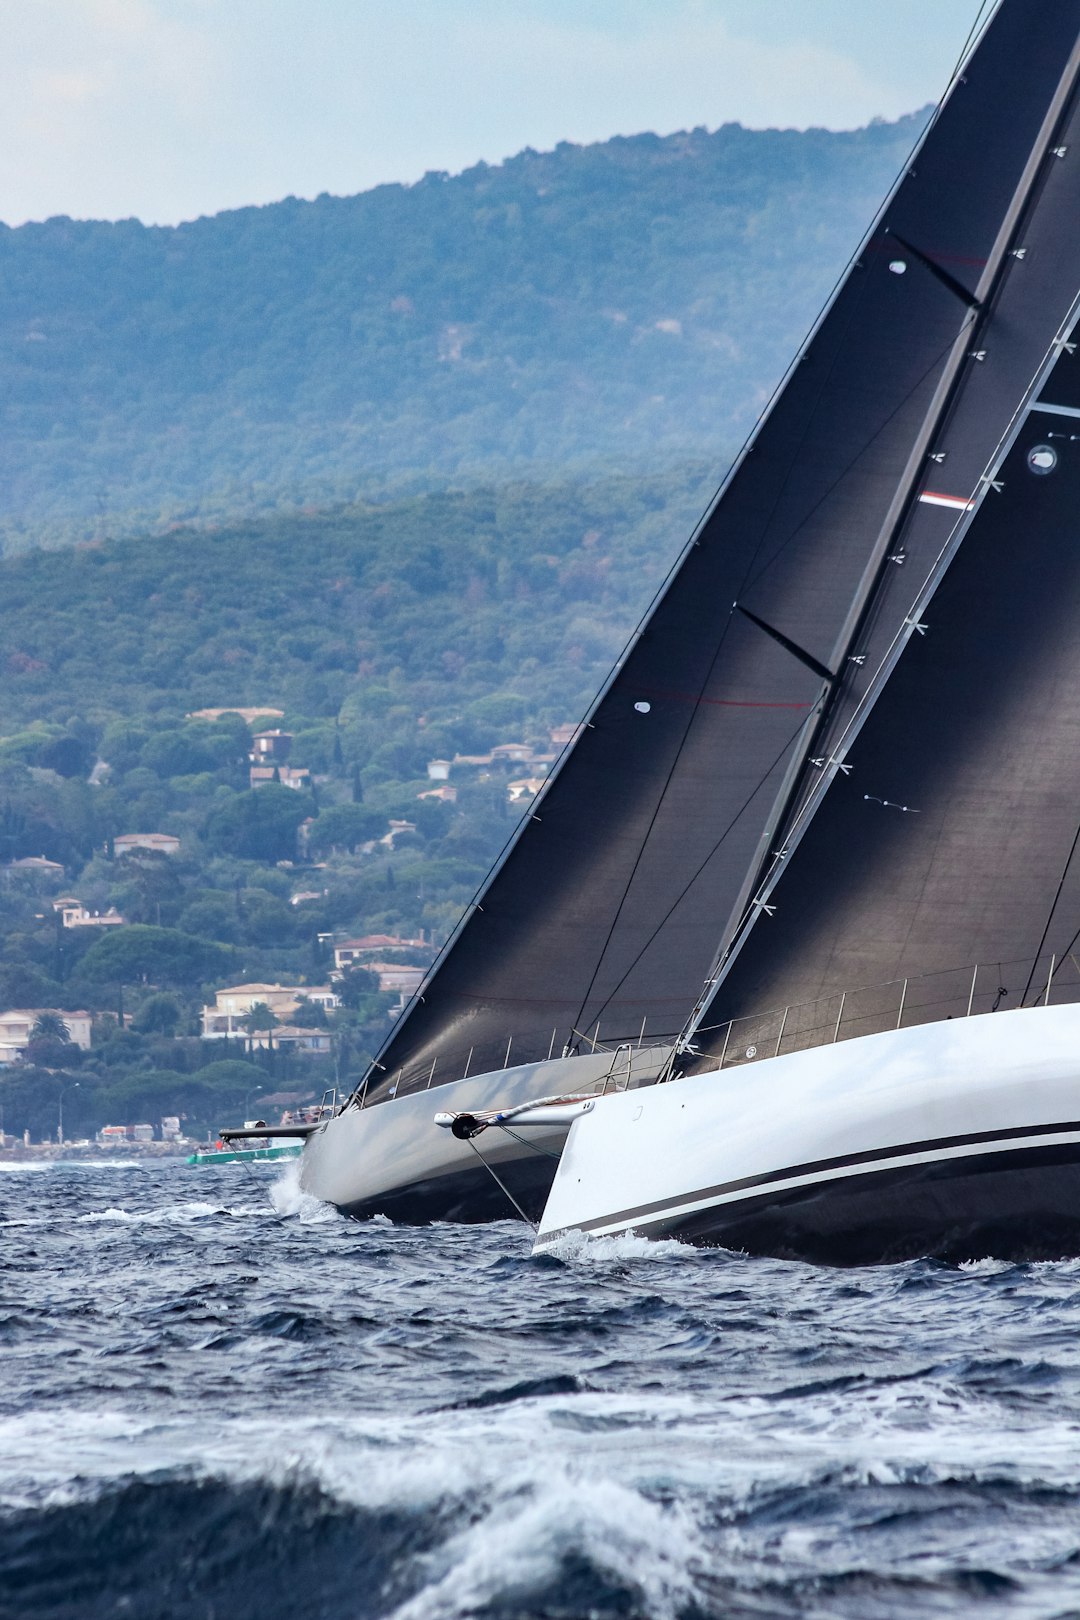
[0,465,711,1140]
[0,114,926,552]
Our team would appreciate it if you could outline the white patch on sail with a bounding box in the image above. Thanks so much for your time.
[918,490,975,511]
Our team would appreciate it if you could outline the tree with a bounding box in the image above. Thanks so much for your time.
[335,967,380,1008]
[203,785,311,862]
[30,1011,70,1043]
[37,734,92,779]
[241,1001,277,1051]
[241,1001,276,1034]
[132,992,183,1036]
[76,925,234,988]
[306,802,385,856]
[292,994,327,1027]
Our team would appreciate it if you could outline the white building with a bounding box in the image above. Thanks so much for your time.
[114,833,181,856]
[53,899,126,929]
[200,983,340,1039]
[0,1009,92,1064]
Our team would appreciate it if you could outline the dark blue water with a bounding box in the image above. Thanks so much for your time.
[4,1160,1080,1619]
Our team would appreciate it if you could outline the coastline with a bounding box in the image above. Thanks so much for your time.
[0,1142,201,1164]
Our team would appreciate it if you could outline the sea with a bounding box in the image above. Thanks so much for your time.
[4,1161,1080,1620]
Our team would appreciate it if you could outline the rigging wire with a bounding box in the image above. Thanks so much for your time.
[1022,814,1080,1005]
[464,1136,538,1229]
[572,712,811,1040]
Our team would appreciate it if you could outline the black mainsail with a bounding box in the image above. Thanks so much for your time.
[356,0,1080,1104]
[688,8,1080,1060]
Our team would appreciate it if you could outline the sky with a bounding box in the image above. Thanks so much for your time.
[1,0,995,227]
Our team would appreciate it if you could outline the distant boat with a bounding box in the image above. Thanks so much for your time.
[523,0,1080,1264]
[188,1140,301,1167]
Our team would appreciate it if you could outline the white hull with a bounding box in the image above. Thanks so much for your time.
[301,1046,671,1224]
[535,1004,1080,1264]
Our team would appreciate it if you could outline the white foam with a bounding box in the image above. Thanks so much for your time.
[390,1476,707,1620]
[269,1159,339,1222]
[539,1227,696,1265]
[69,1200,259,1226]
[8,1374,1080,1598]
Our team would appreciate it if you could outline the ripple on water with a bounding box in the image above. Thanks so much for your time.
[3,1161,1080,1618]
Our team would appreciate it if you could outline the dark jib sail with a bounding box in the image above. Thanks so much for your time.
[689,14,1080,1064]
[355,0,1080,1105]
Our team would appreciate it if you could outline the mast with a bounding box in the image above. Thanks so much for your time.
[355,0,1080,1105]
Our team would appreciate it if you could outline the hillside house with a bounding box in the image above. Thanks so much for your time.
[187,707,284,724]
[4,856,64,875]
[417,785,457,804]
[53,899,126,929]
[333,934,426,972]
[114,833,180,856]
[0,1009,92,1063]
[201,982,340,1039]
[250,729,292,762]
[367,962,426,996]
[508,777,547,802]
[438,742,556,781]
[379,819,416,848]
[550,723,583,748]
[243,1025,332,1055]
[250,764,310,790]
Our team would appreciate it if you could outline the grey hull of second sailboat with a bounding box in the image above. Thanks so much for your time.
[300,1047,671,1224]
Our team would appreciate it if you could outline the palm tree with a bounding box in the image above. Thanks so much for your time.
[31,1011,70,1044]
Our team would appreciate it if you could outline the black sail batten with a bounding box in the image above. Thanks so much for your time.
[686,58,1080,1058]
[353,0,1080,1106]
[682,15,1080,1049]
[885,233,984,311]
[734,607,836,686]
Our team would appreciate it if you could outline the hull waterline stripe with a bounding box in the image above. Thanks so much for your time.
[918,490,976,510]
[546,1116,1080,1240]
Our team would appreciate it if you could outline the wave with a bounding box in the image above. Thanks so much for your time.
[7,1426,1080,1620]
[269,1158,340,1222]
[0,1158,158,1172]
[71,1200,255,1225]
[538,1226,699,1266]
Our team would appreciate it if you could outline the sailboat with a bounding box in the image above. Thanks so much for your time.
[234,0,1080,1236]
[524,0,1080,1264]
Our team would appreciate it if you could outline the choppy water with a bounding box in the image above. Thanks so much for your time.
[5,1163,1080,1619]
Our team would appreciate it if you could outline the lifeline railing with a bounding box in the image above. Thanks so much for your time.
[354,1026,674,1108]
[687,952,1080,1074]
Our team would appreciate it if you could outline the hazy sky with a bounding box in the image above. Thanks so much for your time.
[2,0,994,226]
